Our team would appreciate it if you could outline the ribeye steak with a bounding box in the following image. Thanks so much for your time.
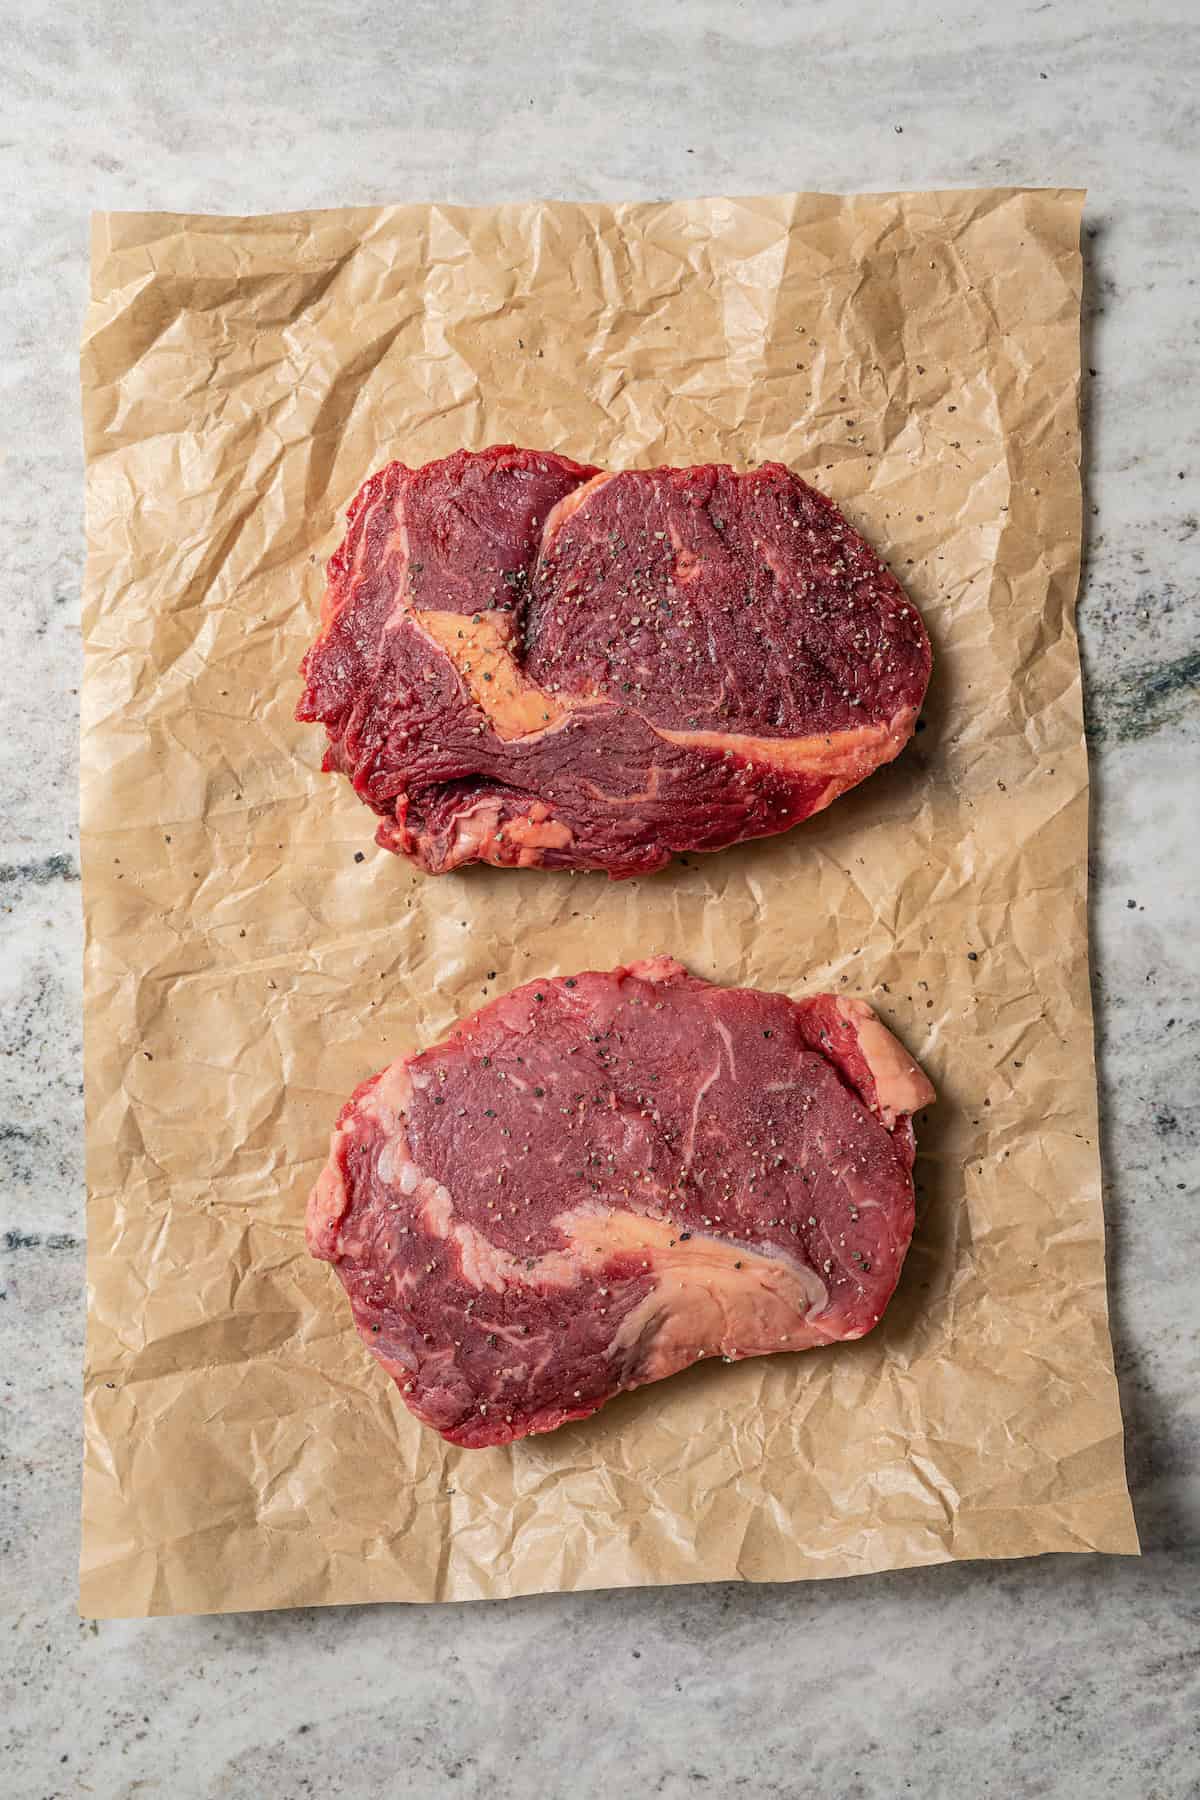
[308,957,934,1447]
[298,447,931,878]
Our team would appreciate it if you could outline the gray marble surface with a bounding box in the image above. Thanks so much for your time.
[1,1,1197,1794]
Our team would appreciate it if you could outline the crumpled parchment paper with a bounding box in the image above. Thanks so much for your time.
[79,188,1137,1618]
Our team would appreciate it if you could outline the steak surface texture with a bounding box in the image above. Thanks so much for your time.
[298,447,931,877]
[308,957,935,1448]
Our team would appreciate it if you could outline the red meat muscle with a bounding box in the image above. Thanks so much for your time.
[297,447,931,877]
[308,957,935,1448]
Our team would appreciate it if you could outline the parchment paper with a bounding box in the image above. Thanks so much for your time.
[79,189,1137,1619]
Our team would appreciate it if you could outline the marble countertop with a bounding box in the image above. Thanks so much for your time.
[2,2,1196,1794]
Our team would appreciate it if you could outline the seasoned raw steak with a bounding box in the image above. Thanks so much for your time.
[308,957,934,1448]
[297,447,931,878]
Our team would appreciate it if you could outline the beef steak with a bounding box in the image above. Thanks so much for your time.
[298,447,931,877]
[308,957,934,1448]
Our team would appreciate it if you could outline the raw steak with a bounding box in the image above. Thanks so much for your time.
[308,957,934,1448]
[297,447,931,878]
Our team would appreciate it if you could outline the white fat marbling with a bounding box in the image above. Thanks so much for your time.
[1,2,1196,1795]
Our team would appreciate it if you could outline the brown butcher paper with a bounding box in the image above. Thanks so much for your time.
[79,187,1137,1618]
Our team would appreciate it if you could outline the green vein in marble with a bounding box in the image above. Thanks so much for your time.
[1087,649,1200,745]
